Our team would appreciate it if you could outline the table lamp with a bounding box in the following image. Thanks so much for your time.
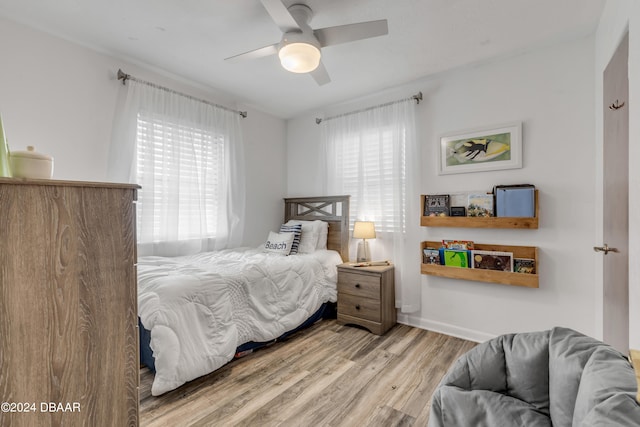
[353,221,376,262]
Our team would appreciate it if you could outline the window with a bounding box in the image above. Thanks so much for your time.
[321,97,420,313]
[336,127,406,233]
[323,100,415,235]
[108,79,245,257]
[136,112,225,245]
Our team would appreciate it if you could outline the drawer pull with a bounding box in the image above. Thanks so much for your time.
[355,283,361,288]
[355,304,361,310]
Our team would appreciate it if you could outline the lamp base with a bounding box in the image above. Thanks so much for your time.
[356,240,371,262]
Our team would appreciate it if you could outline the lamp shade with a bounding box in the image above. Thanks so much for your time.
[353,221,376,239]
[278,42,321,73]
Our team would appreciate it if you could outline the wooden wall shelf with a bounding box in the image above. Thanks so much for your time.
[420,191,539,229]
[421,241,539,288]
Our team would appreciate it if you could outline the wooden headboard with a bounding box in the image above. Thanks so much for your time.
[284,195,350,262]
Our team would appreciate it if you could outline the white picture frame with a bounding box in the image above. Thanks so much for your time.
[438,122,522,175]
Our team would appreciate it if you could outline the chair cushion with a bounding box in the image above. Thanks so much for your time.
[579,393,640,426]
[573,346,639,425]
[433,330,551,416]
[547,327,608,425]
[429,327,640,427]
[503,330,551,416]
[430,387,552,427]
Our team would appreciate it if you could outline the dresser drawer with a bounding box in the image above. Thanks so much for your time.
[337,271,381,299]
[337,293,381,322]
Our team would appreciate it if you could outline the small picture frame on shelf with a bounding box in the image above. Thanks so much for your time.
[450,206,466,216]
[424,194,450,216]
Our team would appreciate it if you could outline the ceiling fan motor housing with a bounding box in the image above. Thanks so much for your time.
[278,31,321,73]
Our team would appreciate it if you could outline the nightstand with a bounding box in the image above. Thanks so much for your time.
[336,263,396,335]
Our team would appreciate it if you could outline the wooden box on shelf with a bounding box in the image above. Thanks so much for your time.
[421,241,539,288]
[420,191,539,229]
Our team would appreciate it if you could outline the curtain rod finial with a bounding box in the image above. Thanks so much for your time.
[117,69,130,85]
[316,118,322,125]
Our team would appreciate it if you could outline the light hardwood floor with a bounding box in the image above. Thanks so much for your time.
[140,320,476,427]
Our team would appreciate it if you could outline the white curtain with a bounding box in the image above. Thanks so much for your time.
[322,98,420,313]
[108,80,245,257]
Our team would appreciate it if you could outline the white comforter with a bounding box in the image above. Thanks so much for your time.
[138,247,342,396]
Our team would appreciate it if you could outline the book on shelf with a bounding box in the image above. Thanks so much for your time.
[424,194,450,216]
[467,193,494,217]
[441,248,470,268]
[442,239,474,250]
[423,248,441,265]
[471,250,513,272]
[514,258,536,274]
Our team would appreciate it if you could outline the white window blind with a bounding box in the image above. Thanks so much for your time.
[136,112,225,245]
[337,127,406,233]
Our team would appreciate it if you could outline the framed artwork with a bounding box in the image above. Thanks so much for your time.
[439,122,522,175]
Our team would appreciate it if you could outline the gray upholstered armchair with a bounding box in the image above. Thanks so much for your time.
[429,327,640,427]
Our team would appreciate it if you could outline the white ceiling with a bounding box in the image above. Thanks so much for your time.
[0,0,605,119]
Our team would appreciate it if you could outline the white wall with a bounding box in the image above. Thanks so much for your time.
[288,36,597,341]
[595,0,640,349]
[0,16,287,247]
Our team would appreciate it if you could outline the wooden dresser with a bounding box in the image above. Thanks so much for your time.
[336,263,396,335]
[0,178,139,427]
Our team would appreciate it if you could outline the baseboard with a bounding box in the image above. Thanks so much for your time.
[397,313,496,343]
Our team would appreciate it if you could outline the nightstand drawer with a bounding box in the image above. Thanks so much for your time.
[337,294,381,322]
[337,271,381,299]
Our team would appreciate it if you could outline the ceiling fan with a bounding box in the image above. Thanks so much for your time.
[225,0,389,85]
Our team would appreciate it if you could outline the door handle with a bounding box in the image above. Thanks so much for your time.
[593,244,619,255]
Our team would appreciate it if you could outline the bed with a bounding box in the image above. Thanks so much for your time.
[138,195,350,396]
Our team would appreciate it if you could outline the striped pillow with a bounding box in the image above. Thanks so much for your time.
[279,223,302,254]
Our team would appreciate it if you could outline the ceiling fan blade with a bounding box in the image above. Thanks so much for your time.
[260,0,301,33]
[224,43,278,62]
[314,19,388,48]
[310,61,331,86]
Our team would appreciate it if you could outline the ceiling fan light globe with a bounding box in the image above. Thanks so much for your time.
[278,42,321,73]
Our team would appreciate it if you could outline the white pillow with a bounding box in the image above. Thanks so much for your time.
[286,219,330,251]
[263,231,295,255]
[313,220,329,250]
[286,220,319,253]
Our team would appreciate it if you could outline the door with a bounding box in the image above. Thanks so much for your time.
[600,33,629,353]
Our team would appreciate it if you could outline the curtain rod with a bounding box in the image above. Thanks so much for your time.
[116,69,247,118]
[315,91,422,125]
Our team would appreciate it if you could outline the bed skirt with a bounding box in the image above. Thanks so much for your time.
[139,301,337,373]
